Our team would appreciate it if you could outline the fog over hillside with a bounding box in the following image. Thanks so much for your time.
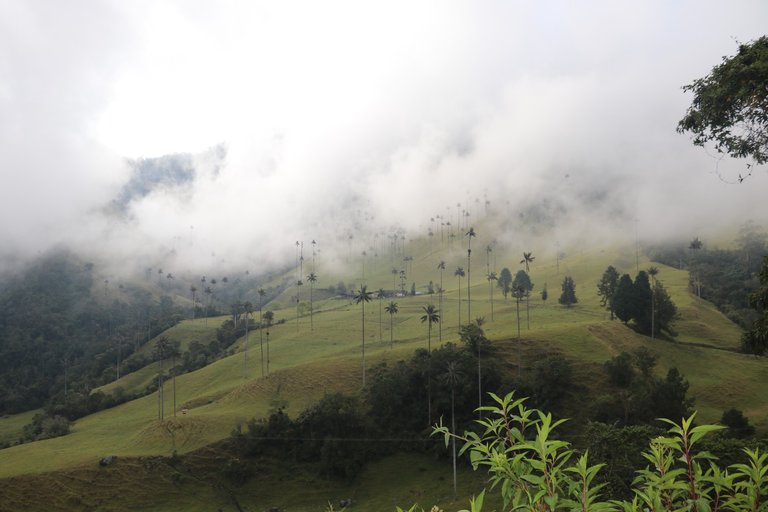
[1,1,767,275]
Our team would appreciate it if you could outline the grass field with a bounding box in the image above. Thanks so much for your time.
[0,230,764,511]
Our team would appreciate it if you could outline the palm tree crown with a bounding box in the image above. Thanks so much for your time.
[521,251,535,272]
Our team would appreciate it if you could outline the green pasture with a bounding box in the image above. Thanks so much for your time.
[0,230,764,510]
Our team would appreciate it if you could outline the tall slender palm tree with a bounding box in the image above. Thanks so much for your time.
[263,310,274,376]
[520,253,535,329]
[189,285,197,319]
[354,285,373,386]
[420,304,440,354]
[242,301,253,377]
[154,336,170,421]
[203,286,212,326]
[384,301,399,348]
[689,237,703,297]
[441,360,463,496]
[485,244,492,279]
[648,266,659,339]
[295,279,303,332]
[437,261,446,342]
[487,271,497,320]
[454,267,465,328]
[307,272,317,331]
[377,288,385,343]
[420,304,440,424]
[257,288,266,377]
[466,227,477,320]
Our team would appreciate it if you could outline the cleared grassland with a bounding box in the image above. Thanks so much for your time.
[0,235,763,510]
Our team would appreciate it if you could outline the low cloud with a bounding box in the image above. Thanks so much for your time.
[1,1,766,276]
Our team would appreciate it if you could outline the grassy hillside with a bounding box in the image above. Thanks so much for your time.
[0,232,764,511]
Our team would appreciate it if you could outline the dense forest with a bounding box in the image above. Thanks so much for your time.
[0,251,184,414]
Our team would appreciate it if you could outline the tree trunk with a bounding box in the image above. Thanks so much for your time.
[451,386,457,496]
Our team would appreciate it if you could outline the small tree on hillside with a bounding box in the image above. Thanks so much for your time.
[498,267,512,301]
[558,276,577,307]
[597,265,620,319]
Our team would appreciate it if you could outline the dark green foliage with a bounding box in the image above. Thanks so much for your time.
[21,413,71,441]
[512,270,533,295]
[652,281,678,337]
[720,408,756,438]
[597,265,620,319]
[583,422,662,499]
[497,267,512,299]
[613,274,635,323]
[233,393,377,479]
[632,271,653,332]
[459,323,491,357]
[558,276,577,306]
[742,255,768,355]
[678,36,768,169]
[0,250,183,414]
[367,343,501,436]
[604,352,635,388]
[652,367,694,421]
[595,350,693,426]
[610,271,677,336]
[528,354,573,411]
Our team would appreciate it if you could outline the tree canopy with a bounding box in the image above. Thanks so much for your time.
[678,36,768,180]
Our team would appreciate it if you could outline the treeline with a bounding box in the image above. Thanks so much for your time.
[228,322,705,482]
[648,223,767,330]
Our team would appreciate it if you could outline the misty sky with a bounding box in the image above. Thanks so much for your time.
[1,1,767,273]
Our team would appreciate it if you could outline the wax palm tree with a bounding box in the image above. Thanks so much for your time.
[242,301,253,377]
[154,336,171,421]
[385,301,399,348]
[307,272,317,331]
[203,286,213,326]
[258,288,266,377]
[648,266,659,339]
[420,304,440,354]
[520,251,535,272]
[377,287,385,343]
[189,285,197,319]
[466,227,477,320]
[354,285,373,386]
[487,271,497,320]
[441,360,464,496]
[263,310,274,376]
[420,304,440,424]
[295,279,303,331]
[454,267,465,328]
[689,237,703,297]
[437,260,446,342]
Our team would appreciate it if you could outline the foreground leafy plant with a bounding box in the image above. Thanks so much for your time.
[399,392,767,512]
